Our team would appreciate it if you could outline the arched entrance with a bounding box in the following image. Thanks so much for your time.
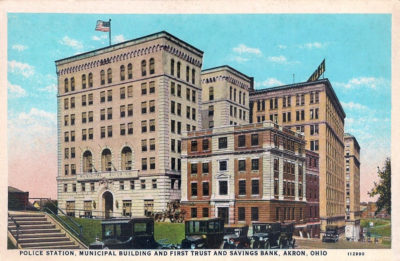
[102,191,113,218]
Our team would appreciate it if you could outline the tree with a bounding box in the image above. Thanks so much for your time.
[368,157,391,215]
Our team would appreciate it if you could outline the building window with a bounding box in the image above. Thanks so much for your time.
[191,163,198,174]
[101,126,105,138]
[192,90,196,102]
[71,147,75,158]
[191,182,197,197]
[141,158,147,171]
[170,59,175,75]
[186,106,190,119]
[64,165,69,175]
[127,63,132,79]
[100,91,105,103]
[120,124,126,136]
[149,81,155,93]
[191,208,197,218]
[71,131,75,142]
[122,200,131,217]
[238,207,245,221]
[120,181,125,190]
[141,120,147,133]
[120,87,126,99]
[219,181,228,195]
[82,129,87,140]
[152,179,157,189]
[120,105,126,118]
[310,140,319,151]
[186,88,190,101]
[149,58,155,74]
[107,68,112,84]
[208,105,214,116]
[186,66,190,82]
[72,184,76,192]
[121,147,132,170]
[202,182,209,196]
[88,93,93,105]
[202,208,209,218]
[100,70,105,85]
[141,180,146,189]
[64,148,69,159]
[238,160,246,171]
[171,120,175,133]
[144,200,153,217]
[89,128,93,139]
[120,65,125,81]
[251,158,259,171]
[310,124,319,135]
[171,82,175,95]
[101,149,112,171]
[142,139,147,152]
[70,97,75,108]
[142,102,147,114]
[149,119,155,132]
[239,180,246,195]
[202,162,209,174]
[149,138,155,151]
[251,134,259,146]
[107,107,112,120]
[238,135,246,147]
[150,157,155,169]
[127,104,133,116]
[191,140,198,152]
[251,207,259,221]
[82,95,87,106]
[252,180,259,195]
[219,160,227,171]
[128,122,133,135]
[218,137,228,149]
[64,78,69,92]
[64,115,69,126]
[191,68,196,84]
[177,122,182,134]
[70,77,75,91]
[130,180,135,190]
[201,139,209,151]
[90,183,95,191]
[209,87,214,100]
[107,125,112,137]
[107,90,112,102]
[66,201,75,217]
[192,108,196,120]
[141,60,146,76]
[149,100,155,113]
[141,83,147,95]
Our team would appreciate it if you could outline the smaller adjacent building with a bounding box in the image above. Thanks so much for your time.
[304,150,320,238]
[8,186,29,210]
[344,133,361,241]
[180,121,307,227]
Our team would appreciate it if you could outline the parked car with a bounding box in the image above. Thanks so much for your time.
[181,218,224,249]
[223,224,250,249]
[322,225,339,243]
[251,222,281,249]
[89,217,169,249]
[279,223,295,248]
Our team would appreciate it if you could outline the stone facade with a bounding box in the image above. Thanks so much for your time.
[344,133,361,241]
[181,122,307,226]
[249,79,346,232]
[56,31,203,218]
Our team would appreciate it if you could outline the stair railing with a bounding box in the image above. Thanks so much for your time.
[8,213,20,248]
[29,198,83,239]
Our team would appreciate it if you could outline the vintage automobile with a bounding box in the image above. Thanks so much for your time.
[322,225,339,243]
[181,218,225,249]
[223,224,250,249]
[89,217,171,249]
[251,222,281,249]
[279,223,295,248]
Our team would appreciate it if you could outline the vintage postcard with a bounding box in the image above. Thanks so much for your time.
[0,0,398,260]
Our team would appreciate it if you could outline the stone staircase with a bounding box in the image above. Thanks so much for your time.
[8,212,85,249]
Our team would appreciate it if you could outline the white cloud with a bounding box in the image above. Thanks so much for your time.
[113,34,126,43]
[92,35,108,41]
[267,55,287,64]
[231,56,249,63]
[8,60,34,78]
[233,44,262,56]
[39,84,57,93]
[278,44,287,49]
[341,101,368,111]
[255,78,284,88]
[300,42,325,49]
[59,36,83,50]
[7,81,27,97]
[12,44,28,52]
[334,77,387,90]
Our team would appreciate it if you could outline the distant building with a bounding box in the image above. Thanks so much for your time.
[344,133,361,241]
[200,65,253,129]
[181,122,307,226]
[361,202,390,219]
[304,150,320,238]
[250,79,346,232]
[8,186,29,210]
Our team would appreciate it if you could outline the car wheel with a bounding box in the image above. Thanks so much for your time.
[265,241,271,249]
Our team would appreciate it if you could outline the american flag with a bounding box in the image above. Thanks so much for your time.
[95,20,110,32]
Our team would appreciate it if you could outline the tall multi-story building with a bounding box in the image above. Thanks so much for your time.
[305,150,320,238]
[250,79,346,232]
[200,65,253,129]
[55,31,203,218]
[344,133,361,241]
[181,122,307,226]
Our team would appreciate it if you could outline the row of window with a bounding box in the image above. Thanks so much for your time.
[170,82,197,102]
[255,92,320,111]
[170,59,196,84]
[273,180,303,197]
[190,158,260,174]
[238,179,260,195]
[171,120,197,134]
[229,105,246,121]
[229,86,246,106]
[63,60,156,93]
[170,101,197,120]
[170,139,182,153]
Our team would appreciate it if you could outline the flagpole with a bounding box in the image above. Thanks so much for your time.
[109,19,112,46]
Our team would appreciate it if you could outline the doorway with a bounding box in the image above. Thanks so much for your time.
[102,191,113,218]
[218,207,229,224]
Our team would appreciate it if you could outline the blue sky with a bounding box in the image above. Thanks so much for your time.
[7,14,391,200]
